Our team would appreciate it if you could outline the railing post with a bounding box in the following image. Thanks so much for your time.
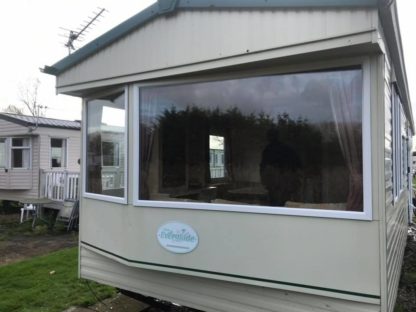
[63,171,68,201]
[42,170,80,202]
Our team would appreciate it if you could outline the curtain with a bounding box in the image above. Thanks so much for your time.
[329,71,363,211]
[87,102,103,194]
[139,92,159,199]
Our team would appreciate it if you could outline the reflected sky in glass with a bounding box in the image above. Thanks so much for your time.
[141,69,362,126]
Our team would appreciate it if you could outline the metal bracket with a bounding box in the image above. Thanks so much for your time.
[158,0,180,15]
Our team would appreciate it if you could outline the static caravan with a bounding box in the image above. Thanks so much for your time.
[0,113,81,207]
[43,0,414,311]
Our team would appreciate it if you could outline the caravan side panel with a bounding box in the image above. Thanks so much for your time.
[36,128,81,172]
[56,8,378,90]
[384,54,408,312]
[0,135,39,199]
[80,246,380,312]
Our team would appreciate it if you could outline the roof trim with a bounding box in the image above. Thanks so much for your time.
[379,0,414,132]
[0,113,81,130]
[42,0,378,76]
[0,114,31,128]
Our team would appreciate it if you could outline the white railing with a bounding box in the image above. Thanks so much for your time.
[101,167,124,190]
[210,167,225,179]
[41,170,80,202]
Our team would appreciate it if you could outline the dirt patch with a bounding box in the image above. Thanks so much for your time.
[395,228,416,312]
[64,293,149,312]
[0,213,78,266]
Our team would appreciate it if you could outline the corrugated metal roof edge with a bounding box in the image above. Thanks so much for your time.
[42,0,378,76]
[0,114,81,130]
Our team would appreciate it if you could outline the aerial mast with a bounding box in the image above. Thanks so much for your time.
[62,7,106,54]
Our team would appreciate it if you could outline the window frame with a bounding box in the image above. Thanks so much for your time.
[392,83,407,201]
[209,134,226,181]
[82,87,129,204]
[50,137,68,169]
[10,137,32,169]
[133,59,372,220]
[0,137,7,168]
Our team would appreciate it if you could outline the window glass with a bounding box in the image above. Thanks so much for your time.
[102,141,120,166]
[392,87,407,198]
[0,138,6,168]
[12,138,23,146]
[11,137,30,168]
[209,135,225,179]
[401,111,408,190]
[86,91,125,198]
[139,68,364,211]
[51,138,66,168]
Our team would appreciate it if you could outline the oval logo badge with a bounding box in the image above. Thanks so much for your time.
[157,222,199,254]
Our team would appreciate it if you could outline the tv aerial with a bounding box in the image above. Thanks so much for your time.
[61,7,106,54]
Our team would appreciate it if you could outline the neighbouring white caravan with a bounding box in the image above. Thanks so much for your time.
[0,113,81,208]
[43,1,413,311]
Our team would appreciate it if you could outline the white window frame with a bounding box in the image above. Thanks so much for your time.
[401,111,408,191]
[10,137,32,169]
[133,59,372,221]
[82,87,128,204]
[50,137,68,169]
[0,137,7,168]
[392,84,406,201]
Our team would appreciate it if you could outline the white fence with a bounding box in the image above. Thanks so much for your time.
[210,167,225,179]
[41,170,80,201]
[101,167,124,190]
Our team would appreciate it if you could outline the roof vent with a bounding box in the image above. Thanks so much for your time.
[158,0,179,15]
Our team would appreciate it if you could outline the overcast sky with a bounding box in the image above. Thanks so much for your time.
[0,0,155,121]
[0,0,415,124]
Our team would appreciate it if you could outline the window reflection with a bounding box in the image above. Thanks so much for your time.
[86,91,125,198]
[209,135,225,179]
[139,69,363,211]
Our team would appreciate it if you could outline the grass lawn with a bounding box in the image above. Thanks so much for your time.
[0,247,116,312]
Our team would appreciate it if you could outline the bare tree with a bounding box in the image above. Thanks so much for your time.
[18,78,47,117]
[2,104,25,115]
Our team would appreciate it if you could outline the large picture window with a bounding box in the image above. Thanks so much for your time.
[138,68,364,212]
[85,90,126,199]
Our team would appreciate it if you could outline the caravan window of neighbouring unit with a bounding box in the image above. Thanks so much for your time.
[11,137,31,169]
[85,90,126,199]
[0,138,6,168]
[51,138,67,168]
[138,68,364,212]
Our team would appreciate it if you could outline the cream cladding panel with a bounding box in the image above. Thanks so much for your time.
[57,8,377,88]
[80,246,381,312]
[80,199,381,300]
[384,55,408,312]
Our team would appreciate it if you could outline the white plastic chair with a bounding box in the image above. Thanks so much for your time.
[20,204,36,223]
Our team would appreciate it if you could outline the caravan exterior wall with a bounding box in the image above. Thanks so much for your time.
[0,119,40,197]
[56,8,378,93]
[78,57,382,312]
[45,3,412,312]
[383,53,410,312]
[0,118,80,201]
